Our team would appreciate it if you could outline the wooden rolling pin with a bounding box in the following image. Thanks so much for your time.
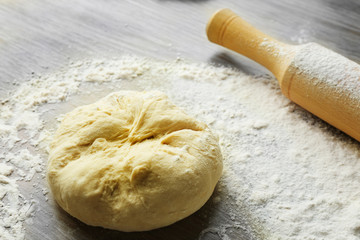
[207,8,360,142]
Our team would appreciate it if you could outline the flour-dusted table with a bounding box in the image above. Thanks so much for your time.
[1,1,359,239]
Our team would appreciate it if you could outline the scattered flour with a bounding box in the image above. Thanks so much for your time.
[1,55,360,240]
[259,38,287,58]
[293,42,360,102]
[290,29,312,44]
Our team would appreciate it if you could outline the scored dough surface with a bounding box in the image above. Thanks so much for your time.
[47,91,223,232]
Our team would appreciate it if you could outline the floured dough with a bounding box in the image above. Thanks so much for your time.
[47,91,223,232]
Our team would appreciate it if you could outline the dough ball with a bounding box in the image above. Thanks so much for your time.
[47,91,223,232]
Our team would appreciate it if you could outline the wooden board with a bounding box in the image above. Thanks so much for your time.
[1,0,359,239]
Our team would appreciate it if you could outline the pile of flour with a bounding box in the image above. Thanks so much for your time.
[1,55,360,240]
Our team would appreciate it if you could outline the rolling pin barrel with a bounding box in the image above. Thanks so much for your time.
[207,9,360,142]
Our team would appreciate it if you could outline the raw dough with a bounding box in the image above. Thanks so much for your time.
[47,91,223,232]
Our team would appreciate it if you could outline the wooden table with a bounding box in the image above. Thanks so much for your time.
[1,0,359,239]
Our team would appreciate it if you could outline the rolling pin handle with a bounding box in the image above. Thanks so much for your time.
[206,8,294,80]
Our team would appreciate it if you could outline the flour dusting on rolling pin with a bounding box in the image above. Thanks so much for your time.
[207,9,360,141]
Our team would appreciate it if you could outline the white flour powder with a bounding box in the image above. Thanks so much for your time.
[1,55,360,240]
[293,43,360,103]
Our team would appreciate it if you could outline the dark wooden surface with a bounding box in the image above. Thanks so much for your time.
[1,0,359,239]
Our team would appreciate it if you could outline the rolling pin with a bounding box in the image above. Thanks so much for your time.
[207,9,360,142]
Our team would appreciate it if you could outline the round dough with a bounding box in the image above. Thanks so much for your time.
[47,91,223,232]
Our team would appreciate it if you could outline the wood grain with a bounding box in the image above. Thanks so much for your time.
[207,8,360,143]
[0,0,360,239]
